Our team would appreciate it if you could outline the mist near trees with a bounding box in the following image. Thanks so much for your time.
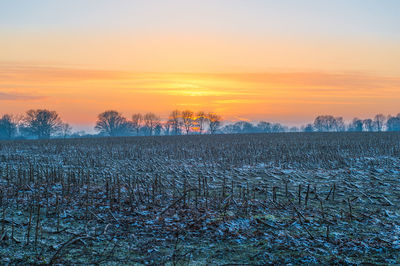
[0,109,400,140]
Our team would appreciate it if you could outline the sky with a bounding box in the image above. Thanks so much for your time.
[1,0,399,130]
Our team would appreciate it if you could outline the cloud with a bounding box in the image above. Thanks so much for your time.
[130,88,253,97]
[2,63,399,92]
[0,64,128,83]
[199,72,400,90]
[0,91,43,101]
[213,99,263,104]
[1,63,400,123]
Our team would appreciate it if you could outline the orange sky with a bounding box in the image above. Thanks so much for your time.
[1,64,400,128]
[1,1,399,129]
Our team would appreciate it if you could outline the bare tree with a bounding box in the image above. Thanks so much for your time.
[12,114,24,135]
[229,121,256,133]
[24,109,62,139]
[207,113,221,134]
[303,124,314,132]
[131,113,143,136]
[196,111,208,134]
[169,110,181,135]
[0,114,17,139]
[374,114,386,132]
[313,115,337,132]
[144,113,160,136]
[314,116,326,132]
[333,117,345,132]
[164,120,172,135]
[95,110,129,136]
[154,124,162,136]
[348,118,363,132]
[363,119,374,132]
[182,110,194,135]
[60,123,72,138]
[271,123,286,132]
[257,121,272,133]
[386,114,400,131]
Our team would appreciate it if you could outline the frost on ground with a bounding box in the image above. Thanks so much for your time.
[0,132,399,264]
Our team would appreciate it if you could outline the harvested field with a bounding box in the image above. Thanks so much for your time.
[0,132,400,264]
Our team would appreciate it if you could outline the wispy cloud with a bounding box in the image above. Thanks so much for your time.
[0,91,43,101]
[130,88,253,97]
[201,72,400,90]
[2,64,399,91]
[1,63,400,123]
[0,64,128,82]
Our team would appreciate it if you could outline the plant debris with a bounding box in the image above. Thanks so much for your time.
[0,132,399,264]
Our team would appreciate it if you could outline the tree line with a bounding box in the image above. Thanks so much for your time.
[0,109,222,140]
[304,114,400,132]
[0,109,399,140]
[0,110,71,140]
[94,110,222,137]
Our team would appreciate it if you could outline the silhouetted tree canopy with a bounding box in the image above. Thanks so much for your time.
[0,114,17,140]
[313,115,344,132]
[196,111,208,135]
[143,112,160,136]
[182,110,194,134]
[348,118,363,132]
[207,113,222,134]
[374,114,386,132]
[303,124,314,132]
[2,108,400,140]
[24,109,62,139]
[257,121,272,133]
[60,123,72,138]
[95,110,129,136]
[386,114,400,132]
[131,113,143,136]
[169,110,181,135]
[362,119,374,132]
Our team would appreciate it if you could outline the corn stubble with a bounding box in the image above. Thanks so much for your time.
[0,132,399,264]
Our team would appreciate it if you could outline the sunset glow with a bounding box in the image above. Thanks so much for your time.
[1,0,399,129]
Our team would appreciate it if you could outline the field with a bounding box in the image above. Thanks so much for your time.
[0,132,400,265]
